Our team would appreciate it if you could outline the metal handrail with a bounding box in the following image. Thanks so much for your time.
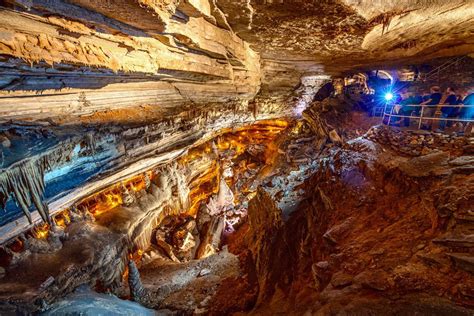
[382,103,474,129]
[418,56,466,82]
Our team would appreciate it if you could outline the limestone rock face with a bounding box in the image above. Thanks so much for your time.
[247,187,283,305]
[221,0,473,73]
[1,0,472,121]
[0,0,261,120]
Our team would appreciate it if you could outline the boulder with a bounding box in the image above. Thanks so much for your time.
[398,151,449,177]
[354,270,391,291]
[323,217,356,244]
[330,272,353,288]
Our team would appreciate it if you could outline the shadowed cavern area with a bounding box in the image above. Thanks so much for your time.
[0,0,473,315]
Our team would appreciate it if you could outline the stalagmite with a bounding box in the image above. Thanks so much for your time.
[195,216,225,259]
[206,176,234,216]
[128,260,146,302]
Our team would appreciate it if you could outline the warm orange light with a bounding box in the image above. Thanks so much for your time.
[33,223,50,239]
[63,211,70,224]
[122,266,129,281]
[128,249,144,264]
[80,174,149,217]
[90,190,123,216]
[20,118,291,251]
[54,217,66,228]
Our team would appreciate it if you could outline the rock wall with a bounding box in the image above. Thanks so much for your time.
[0,104,292,242]
[241,124,474,314]
[0,0,261,120]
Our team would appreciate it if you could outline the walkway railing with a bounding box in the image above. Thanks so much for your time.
[382,104,474,129]
[417,56,466,82]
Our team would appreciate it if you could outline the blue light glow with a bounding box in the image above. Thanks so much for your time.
[384,92,394,101]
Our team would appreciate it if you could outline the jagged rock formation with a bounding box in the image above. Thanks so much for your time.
[238,125,474,315]
[247,187,283,305]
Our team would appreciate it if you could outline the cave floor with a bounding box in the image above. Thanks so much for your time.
[0,221,120,305]
[138,249,240,313]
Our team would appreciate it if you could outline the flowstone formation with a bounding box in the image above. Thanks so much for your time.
[0,120,291,313]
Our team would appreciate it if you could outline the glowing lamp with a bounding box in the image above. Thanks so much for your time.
[384,92,394,101]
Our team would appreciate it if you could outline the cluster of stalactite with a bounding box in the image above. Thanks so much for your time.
[0,130,104,226]
[0,141,77,224]
[0,120,290,288]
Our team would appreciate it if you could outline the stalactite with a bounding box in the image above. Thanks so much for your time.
[85,132,97,154]
[0,142,76,224]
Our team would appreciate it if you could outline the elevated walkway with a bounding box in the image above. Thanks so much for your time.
[382,104,474,133]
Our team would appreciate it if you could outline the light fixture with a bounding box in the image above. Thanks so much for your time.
[384,92,394,101]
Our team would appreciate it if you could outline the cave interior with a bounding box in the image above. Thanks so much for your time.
[0,0,473,315]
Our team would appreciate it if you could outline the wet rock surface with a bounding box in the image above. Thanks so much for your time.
[40,285,156,316]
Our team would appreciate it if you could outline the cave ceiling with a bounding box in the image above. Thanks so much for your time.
[0,0,472,89]
[0,0,473,234]
[227,0,474,73]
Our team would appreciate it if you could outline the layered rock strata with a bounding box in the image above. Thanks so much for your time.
[0,1,260,120]
[0,104,291,243]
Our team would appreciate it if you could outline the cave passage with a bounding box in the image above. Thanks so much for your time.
[0,0,473,315]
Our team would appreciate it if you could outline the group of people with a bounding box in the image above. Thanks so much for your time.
[392,86,474,131]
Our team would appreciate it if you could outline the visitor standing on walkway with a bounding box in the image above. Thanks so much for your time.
[420,86,442,130]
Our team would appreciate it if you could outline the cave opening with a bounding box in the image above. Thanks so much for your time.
[0,1,473,315]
